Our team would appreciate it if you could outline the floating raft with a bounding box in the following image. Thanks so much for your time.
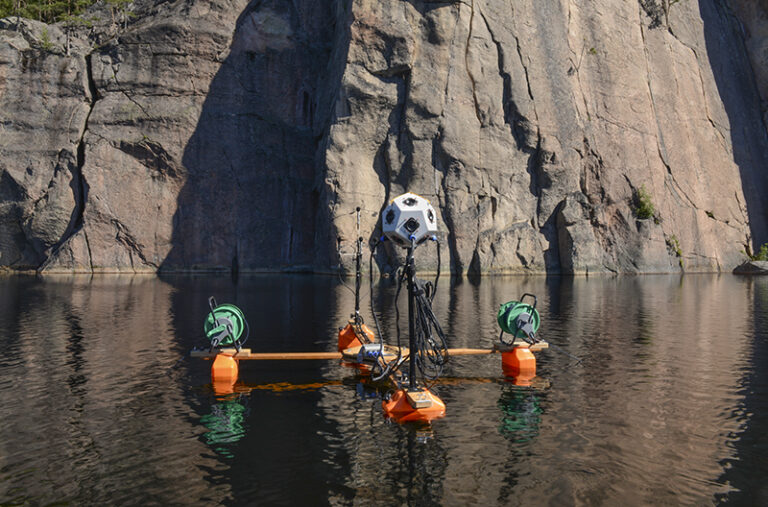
[190,340,547,360]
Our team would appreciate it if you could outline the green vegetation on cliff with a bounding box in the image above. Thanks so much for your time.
[0,0,132,25]
[0,0,95,24]
[750,243,768,262]
[633,185,656,220]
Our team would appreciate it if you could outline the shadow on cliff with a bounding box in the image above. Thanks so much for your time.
[700,0,768,250]
[160,0,338,273]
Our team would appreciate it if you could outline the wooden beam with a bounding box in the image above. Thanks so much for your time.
[189,340,547,360]
[451,341,548,354]
[190,349,343,360]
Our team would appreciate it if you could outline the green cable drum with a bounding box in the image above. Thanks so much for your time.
[497,300,540,338]
[204,303,247,347]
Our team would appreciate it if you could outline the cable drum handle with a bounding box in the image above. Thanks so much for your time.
[208,297,218,351]
[520,293,537,309]
[208,296,240,352]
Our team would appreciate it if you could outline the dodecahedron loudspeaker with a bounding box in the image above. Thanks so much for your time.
[382,193,437,247]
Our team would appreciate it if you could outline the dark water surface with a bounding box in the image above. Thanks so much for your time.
[1,274,766,505]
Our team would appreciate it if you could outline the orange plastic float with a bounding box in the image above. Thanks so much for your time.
[502,345,536,378]
[211,353,239,382]
[337,320,375,351]
[338,320,377,372]
[382,388,446,423]
[210,354,238,395]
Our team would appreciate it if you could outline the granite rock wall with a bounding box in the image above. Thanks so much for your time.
[1,0,767,274]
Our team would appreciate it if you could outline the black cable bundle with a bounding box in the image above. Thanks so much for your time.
[369,240,404,381]
[409,276,449,381]
[368,238,448,384]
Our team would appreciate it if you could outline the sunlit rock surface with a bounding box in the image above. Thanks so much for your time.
[1,0,767,274]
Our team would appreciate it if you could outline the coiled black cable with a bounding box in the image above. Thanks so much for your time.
[410,276,449,381]
[368,238,448,384]
[369,239,404,381]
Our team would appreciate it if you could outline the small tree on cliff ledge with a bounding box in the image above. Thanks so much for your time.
[750,243,768,262]
[60,12,92,55]
[105,0,132,30]
[640,0,682,29]
[633,185,656,220]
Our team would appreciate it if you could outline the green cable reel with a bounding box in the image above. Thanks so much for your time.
[204,297,248,349]
[497,293,540,344]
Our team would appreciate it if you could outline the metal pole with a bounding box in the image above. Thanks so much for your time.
[407,243,416,391]
[354,207,362,324]
[355,236,362,324]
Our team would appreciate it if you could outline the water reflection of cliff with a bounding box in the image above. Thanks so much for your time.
[315,275,757,504]
[716,277,768,503]
[165,274,352,504]
[0,275,232,505]
[0,274,760,505]
[518,276,753,504]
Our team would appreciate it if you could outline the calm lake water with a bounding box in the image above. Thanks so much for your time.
[0,273,766,505]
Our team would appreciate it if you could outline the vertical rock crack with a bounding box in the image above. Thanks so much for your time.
[464,0,483,125]
[43,51,100,272]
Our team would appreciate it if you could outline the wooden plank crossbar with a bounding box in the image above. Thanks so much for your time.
[190,340,547,360]
[190,349,343,360]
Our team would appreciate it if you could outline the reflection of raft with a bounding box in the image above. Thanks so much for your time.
[210,375,550,394]
[498,387,543,442]
[201,398,248,457]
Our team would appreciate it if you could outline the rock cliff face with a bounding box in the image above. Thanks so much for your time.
[729,0,768,129]
[1,0,767,274]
